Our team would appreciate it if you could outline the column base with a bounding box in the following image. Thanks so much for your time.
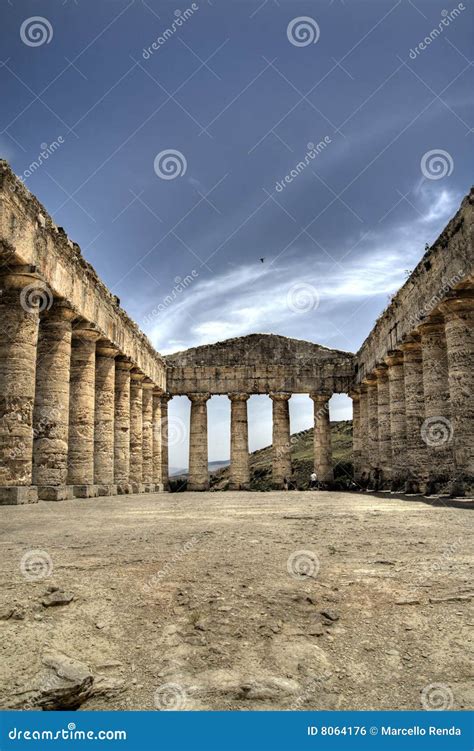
[0,486,38,505]
[117,483,134,495]
[72,485,99,499]
[187,482,210,491]
[130,482,146,494]
[142,482,155,493]
[38,486,74,502]
[97,484,118,497]
[152,483,164,492]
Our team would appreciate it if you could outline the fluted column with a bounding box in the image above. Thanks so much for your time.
[152,389,164,491]
[33,301,75,501]
[384,350,406,491]
[349,389,361,481]
[229,393,250,490]
[374,364,391,487]
[114,357,133,494]
[358,384,369,478]
[400,336,426,494]
[270,392,292,488]
[94,341,118,496]
[439,293,474,491]
[188,393,210,491]
[364,375,379,477]
[129,370,145,493]
[310,393,333,484]
[67,323,100,497]
[0,266,42,504]
[418,318,451,492]
[160,393,172,491]
[142,380,154,491]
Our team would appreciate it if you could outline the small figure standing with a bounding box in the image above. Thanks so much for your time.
[283,476,289,491]
[310,471,318,490]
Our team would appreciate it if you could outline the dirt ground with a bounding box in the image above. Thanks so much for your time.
[0,490,473,712]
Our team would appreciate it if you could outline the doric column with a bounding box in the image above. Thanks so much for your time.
[114,357,133,494]
[358,384,369,478]
[384,350,406,491]
[364,375,379,478]
[142,380,154,491]
[439,293,474,491]
[400,336,426,494]
[310,393,333,484]
[188,393,210,491]
[270,392,292,488]
[418,318,452,492]
[228,393,250,490]
[160,393,172,491]
[152,389,164,491]
[67,322,101,497]
[0,265,42,504]
[374,364,391,487]
[33,301,76,501]
[349,388,361,481]
[94,341,118,496]
[129,370,145,493]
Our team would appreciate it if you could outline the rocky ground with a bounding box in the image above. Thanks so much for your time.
[0,491,473,711]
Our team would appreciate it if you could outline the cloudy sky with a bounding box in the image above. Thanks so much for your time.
[1,0,472,470]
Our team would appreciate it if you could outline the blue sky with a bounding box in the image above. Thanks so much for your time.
[1,0,473,469]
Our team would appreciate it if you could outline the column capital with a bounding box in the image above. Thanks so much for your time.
[399,334,421,353]
[438,291,474,319]
[309,392,331,403]
[142,378,155,390]
[0,263,44,290]
[228,392,249,402]
[362,374,377,387]
[160,392,173,404]
[374,363,389,380]
[153,386,164,397]
[115,356,134,371]
[72,321,101,342]
[41,299,76,323]
[270,391,291,402]
[130,369,145,383]
[348,387,360,400]
[417,315,445,334]
[384,350,404,367]
[188,392,210,404]
[96,340,119,358]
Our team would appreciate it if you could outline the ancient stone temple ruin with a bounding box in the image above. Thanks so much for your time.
[0,160,472,502]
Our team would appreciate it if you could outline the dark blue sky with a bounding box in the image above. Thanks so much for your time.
[1,0,472,467]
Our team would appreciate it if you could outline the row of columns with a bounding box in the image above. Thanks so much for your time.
[183,391,334,491]
[351,291,473,494]
[0,266,168,504]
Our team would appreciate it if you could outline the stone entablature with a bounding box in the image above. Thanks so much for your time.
[0,161,165,388]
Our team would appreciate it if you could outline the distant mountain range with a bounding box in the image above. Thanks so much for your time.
[170,460,230,477]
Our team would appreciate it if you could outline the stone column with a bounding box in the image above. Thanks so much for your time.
[229,393,250,490]
[67,323,100,497]
[142,380,154,491]
[0,265,42,504]
[160,393,172,491]
[439,294,474,492]
[384,350,406,491]
[270,392,292,488]
[349,388,361,481]
[310,393,333,484]
[400,337,426,494]
[33,301,75,501]
[374,364,391,488]
[114,357,133,494]
[152,389,164,492]
[129,370,145,493]
[418,318,452,492]
[188,393,210,491]
[364,375,379,479]
[358,384,369,479]
[94,341,118,496]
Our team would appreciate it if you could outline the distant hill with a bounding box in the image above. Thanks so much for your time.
[169,421,353,491]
